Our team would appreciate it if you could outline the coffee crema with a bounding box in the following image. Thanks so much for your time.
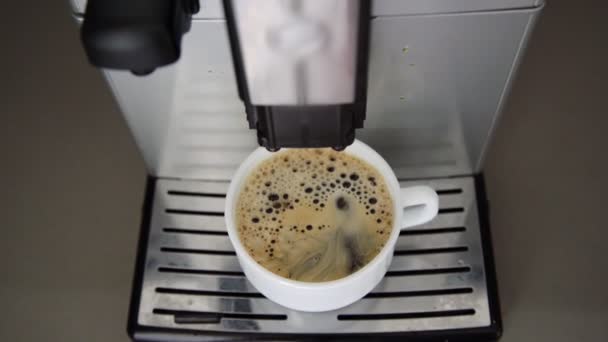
[236,148,393,282]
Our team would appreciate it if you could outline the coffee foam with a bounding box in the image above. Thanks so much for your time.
[236,148,393,282]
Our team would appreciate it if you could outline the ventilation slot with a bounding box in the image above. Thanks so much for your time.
[163,228,228,236]
[168,190,226,198]
[156,288,264,298]
[385,266,471,277]
[165,209,224,216]
[394,246,468,256]
[436,188,463,195]
[364,288,473,298]
[400,227,466,236]
[338,309,476,321]
[160,247,236,256]
[438,207,465,214]
[157,267,245,277]
[153,309,287,324]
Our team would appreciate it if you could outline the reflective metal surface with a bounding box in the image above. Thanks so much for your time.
[362,7,541,178]
[79,5,541,180]
[136,177,491,335]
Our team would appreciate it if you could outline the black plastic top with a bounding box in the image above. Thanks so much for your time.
[253,105,361,151]
[81,0,196,75]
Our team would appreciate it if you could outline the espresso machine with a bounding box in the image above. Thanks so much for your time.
[71,0,543,340]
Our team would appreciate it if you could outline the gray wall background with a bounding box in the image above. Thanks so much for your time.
[0,0,606,341]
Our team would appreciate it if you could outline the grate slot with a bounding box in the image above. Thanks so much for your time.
[163,228,228,236]
[156,288,265,298]
[385,266,471,277]
[153,309,287,323]
[400,226,466,236]
[160,247,236,256]
[338,309,475,321]
[364,288,473,298]
[158,267,245,277]
[165,209,224,216]
[164,194,225,212]
[394,246,468,256]
[438,207,465,214]
[167,190,226,198]
[156,266,471,278]
[435,188,463,195]
[154,287,473,300]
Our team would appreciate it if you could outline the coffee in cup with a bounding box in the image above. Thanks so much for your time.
[236,148,394,282]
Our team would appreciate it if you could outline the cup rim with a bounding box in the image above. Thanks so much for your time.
[225,140,403,289]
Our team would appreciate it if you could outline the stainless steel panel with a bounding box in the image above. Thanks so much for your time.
[102,20,254,179]
[362,7,541,178]
[417,212,467,230]
[389,253,472,271]
[394,232,467,250]
[136,176,491,334]
[150,294,288,314]
[164,196,225,213]
[82,7,539,180]
[338,295,479,315]
[151,274,257,293]
[158,233,234,252]
[148,252,242,272]
[372,272,478,292]
[159,214,226,232]
[161,178,229,193]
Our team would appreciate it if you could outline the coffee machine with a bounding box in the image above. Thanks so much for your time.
[71,0,543,340]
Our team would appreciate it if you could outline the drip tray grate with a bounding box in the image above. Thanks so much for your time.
[130,176,499,340]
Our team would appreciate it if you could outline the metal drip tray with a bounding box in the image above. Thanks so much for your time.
[129,176,500,341]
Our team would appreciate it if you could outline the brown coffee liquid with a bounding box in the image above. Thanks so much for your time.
[236,149,393,282]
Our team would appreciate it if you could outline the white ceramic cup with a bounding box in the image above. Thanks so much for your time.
[225,140,439,312]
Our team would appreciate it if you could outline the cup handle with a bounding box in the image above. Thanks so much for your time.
[400,186,439,229]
